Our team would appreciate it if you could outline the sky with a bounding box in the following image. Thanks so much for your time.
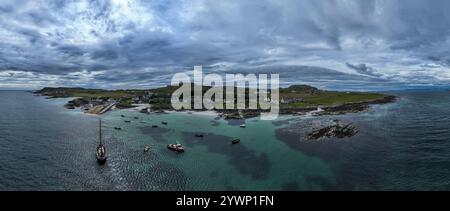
[1,0,450,90]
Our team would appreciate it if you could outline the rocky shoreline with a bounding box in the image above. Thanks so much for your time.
[34,86,397,126]
[214,95,397,120]
[273,96,396,142]
[64,98,89,109]
[39,92,396,119]
[285,95,396,115]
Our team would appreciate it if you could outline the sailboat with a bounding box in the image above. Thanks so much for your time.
[96,119,107,164]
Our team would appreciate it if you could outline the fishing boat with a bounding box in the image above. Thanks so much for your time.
[114,127,122,130]
[240,124,246,128]
[96,119,107,164]
[134,117,139,119]
[167,144,185,153]
[161,121,168,125]
[232,139,241,144]
[121,115,125,117]
[195,133,204,138]
[124,120,131,123]
[152,125,159,128]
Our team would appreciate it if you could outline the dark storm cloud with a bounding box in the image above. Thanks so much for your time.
[0,0,450,89]
[346,62,382,77]
[57,45,85,57]
[90,49,118,60]
[18,28,44,45]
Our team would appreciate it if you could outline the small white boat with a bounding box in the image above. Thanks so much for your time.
[144,145,150,152]
[240,124,246,128]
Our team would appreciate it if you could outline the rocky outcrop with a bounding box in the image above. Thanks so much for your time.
[318,103,369,115]
[224,112,243,120]
[307,121,358,140]
[64,98,89,109]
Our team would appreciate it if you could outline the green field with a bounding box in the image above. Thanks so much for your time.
[283,91,386,108]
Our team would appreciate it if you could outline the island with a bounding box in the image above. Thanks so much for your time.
[33,84,396,118]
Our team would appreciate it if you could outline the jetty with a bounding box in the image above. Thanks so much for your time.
[86,103,116,115]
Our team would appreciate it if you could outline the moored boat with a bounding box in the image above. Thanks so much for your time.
[96,119,107,164]
[240,124,246,128]
[195,133,204,138]
[232,139,241,144]
[167,144,185,152]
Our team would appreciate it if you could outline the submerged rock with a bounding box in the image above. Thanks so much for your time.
[64,104,76,109]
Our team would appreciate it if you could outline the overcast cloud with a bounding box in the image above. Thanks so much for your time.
[0,0,450,90]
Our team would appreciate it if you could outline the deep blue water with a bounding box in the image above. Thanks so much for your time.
[0,90,450,190]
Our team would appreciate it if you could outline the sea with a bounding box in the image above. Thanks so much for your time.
[0,90,449,191]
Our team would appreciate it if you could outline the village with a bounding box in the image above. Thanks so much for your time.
[62,90,166,114]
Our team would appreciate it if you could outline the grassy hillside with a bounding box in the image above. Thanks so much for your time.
[281,90,386,108]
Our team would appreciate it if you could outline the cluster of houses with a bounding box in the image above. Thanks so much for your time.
[262,97,304,104]
[80,91,157,112]
[217,97,305,105]
[129,91,156,104]
[280,98,304,104]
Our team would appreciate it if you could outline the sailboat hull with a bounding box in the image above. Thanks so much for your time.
[96,144,107,165]
[96,119,107,165]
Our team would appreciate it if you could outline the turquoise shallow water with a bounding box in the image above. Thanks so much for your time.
[1,90,450,190]
[100,110,335,191]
